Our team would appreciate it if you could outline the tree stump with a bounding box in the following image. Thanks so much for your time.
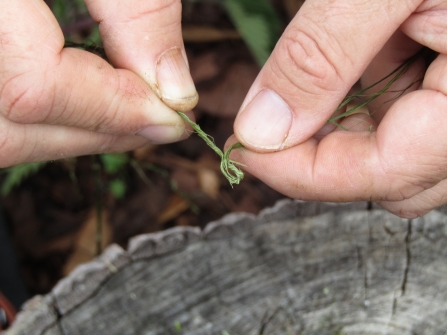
[4,200,447,335]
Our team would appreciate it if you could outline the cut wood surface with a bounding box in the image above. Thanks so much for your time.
[4,200,447,335]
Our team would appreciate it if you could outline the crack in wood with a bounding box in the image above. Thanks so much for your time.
[356,246,369,308]
[258,306,282,335]
[401,219,412,296]
[391,219,412,317]
[51,303,67,335]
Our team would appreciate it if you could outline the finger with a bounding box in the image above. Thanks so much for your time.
[234,0,422,152]
[0,108,194,167]
[0,3,191,145]
[227,87,447,203]
[423,54,447,93]
[313,109,376,141]
[85,0,198,111]
[360,30,425,123]
[0,0,64,67]
[377,179,447,219]
[0,117,148,168]
[401,0,447,54]
[334,113,377,133]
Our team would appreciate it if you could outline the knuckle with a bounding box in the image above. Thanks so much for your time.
[393,208,421,219]
[92,72,145,134]
[271,24,344,96]
[0,74,50,124]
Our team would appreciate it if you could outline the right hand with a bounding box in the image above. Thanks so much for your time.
[229,0,447,218]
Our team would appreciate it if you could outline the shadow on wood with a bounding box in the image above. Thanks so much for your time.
[4,200,447,335]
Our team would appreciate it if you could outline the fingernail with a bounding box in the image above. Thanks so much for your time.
[137,125,186,144]
[235,89,292,150]
[156,47,198,111]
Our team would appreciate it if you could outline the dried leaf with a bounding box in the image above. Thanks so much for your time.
[156,194,190,226]
[62,209,111,276]
[198,167,220,199]
[133,145,157,161]
[197,62,259,117]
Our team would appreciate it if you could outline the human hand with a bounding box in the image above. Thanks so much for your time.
[0,0,196,167]
[229,0,447,218]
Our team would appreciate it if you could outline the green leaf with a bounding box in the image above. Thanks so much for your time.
[100,153,129,175]
[109,178,127,199]
[86,25,102,46]
[223,0,282,66]
[51,0,67,24]
[1,162,47,196]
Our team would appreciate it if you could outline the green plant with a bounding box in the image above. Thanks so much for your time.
[222,0,282,66]
[99,153,130,199]
[328,48,430,128]
[0,162,47,196]
[178,112,245,186]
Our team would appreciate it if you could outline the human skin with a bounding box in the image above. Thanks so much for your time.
[228,0,447,218]
[1,0,446,219]
[0,0,197,167]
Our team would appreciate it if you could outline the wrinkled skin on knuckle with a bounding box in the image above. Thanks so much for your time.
[271,25,343,100]
[94,70,152,134]
[0,71,53,124]
[379,196,434,219]
[380,165,440,202]
[392,207,423,219]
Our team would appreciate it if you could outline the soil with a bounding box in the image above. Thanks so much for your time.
[1,1,302,296]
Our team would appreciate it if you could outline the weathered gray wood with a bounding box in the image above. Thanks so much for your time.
[5,200,447,335]
[4,295,59,335]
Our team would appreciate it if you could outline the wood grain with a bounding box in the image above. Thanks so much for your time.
[5,200,447,335]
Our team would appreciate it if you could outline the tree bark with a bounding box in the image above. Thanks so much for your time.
[5,200,447,335]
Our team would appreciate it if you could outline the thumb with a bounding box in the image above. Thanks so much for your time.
[234,0,422,152]
[85,0,198,112]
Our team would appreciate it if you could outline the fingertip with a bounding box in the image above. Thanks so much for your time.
[156,47,199,112]
[224,134,239,151]
[224,134,251,168]
[163,94,199,113]
[137,110,196,144]
[234,89,293,152]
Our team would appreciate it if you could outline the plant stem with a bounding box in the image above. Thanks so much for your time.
[328,48,435,126]
[177,112,245,187]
